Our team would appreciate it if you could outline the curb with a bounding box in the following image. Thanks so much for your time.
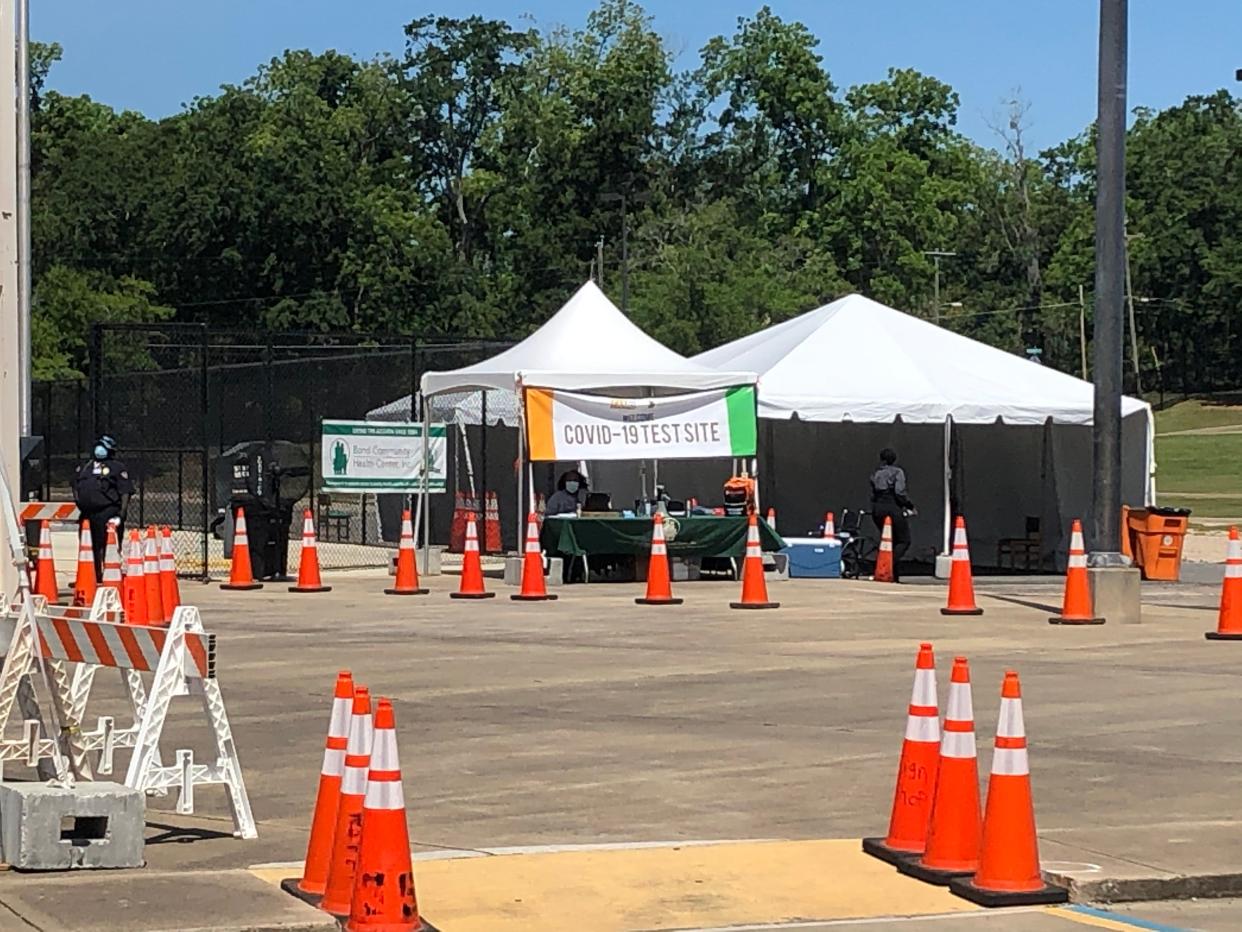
[1046,868,1242,905]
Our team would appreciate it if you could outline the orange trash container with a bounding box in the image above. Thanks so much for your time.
[1124,506,1192,581]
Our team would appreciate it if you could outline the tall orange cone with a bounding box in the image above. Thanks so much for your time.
[321,686,374,917]
[874,517,895,582]
[942,517,983,616]
[346,698,429,932]
[512,513,557,602]
[143,526,166,624]
[121,531,149,625]
[291,510,332,593]
[1206,527,1242,639]
[863,643,940,865]
[33,520,60,603]
[822,511,836,542]
[221,508,264,591]
[730,513,779,609]
[159,526,182,617]
[636,512,682,606]
[450,513,494,600]
[285,671,356,902]
[898,657,982,884]
[385,509,427,596]
[100,524,123,595]
[1048,519,1102,624]
[72,522,98,607]
[950,672,1067,906]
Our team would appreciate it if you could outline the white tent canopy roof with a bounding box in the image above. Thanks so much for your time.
[420,281,756,397]
[694,293,1149,425]
[369,389,521,427]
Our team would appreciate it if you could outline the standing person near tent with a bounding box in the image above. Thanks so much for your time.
[870,448,915,582]
[546,469,588,516]
[72,435,134,579]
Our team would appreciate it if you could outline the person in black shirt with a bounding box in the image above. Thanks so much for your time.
[72,435,134,578]
[870,447,914,581]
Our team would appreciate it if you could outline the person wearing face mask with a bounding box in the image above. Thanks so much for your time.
[546,469,588,516]
[72,435,135,579]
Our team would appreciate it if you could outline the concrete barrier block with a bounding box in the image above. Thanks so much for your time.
[0,781,145,870]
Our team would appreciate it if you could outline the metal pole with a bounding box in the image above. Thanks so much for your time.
[1091,0,1127,560]
[16,0,31,436]
[942,417,952,556]
[933,256,940,321]
[923,251,955,324]
[1078,285,1089,379]
[200,324,209,580]
[620,195,629,314]
[1124,233,1143,395]
[480,390,489,551]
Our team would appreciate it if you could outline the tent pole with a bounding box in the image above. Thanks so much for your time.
[421,398,431,574]
[941,418,952,554]
[517,386,526,551]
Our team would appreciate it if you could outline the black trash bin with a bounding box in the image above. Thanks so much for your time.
[214,441,311,581]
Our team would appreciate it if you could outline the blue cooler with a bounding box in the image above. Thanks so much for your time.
[782,537,842,579]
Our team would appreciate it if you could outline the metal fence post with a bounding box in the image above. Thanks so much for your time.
[200,323,210,580]
[89,323,102,440]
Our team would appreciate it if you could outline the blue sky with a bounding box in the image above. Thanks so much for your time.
[35,0,1241,152]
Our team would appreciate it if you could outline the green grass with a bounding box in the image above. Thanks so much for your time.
[1154,395,1242,434]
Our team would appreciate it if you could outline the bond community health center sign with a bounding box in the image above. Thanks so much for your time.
[321,420,447,492]
[525,386,757,461]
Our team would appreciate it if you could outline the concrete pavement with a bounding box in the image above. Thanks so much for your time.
[0,569,1238,929]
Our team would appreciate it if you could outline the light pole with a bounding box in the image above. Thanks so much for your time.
[1090,0,1128,568]
[923,250,956,323]
[599,189,649,314]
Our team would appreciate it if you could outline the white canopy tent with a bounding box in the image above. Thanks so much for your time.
[415,281,757,555]
[693,293,1156,568]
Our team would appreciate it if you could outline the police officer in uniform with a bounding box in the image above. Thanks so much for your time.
[72,435,134,578]
[870,447,915,581]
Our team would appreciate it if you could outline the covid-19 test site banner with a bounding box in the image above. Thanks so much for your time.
[524,386,757,462]
[321,420,448,492]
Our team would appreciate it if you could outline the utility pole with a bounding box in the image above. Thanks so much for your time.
[16,0,29,436]
[1123,231,1143,396]
[923,250,956,323]
[1,0,22,596]
[599,188,649,314]
[1078,284,1089,379]
[595,237,605,287]
[1090,0,1129,572]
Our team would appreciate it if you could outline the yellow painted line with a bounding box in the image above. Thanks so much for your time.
[1045,905,1181,931]
[339,839,979,932]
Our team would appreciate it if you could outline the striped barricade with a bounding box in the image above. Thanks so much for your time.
[19,502,80,523]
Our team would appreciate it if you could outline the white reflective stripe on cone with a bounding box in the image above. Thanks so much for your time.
[991,747,1030,776]
[370,733,399,772]
[321,747,346,776]
[1228,562,1242,579]
[954,527,968,549]
[1068,553,1087,569]
[652,542,667,556]
[995,697,1026,739]
[365,777,405,811]
[905,714,941,743]
[1070,530,1085,550]
[910,668,938,707]
[328,697,352,738]
[945,682,973,722]
[342,764,369,795]
[941,730,976,759]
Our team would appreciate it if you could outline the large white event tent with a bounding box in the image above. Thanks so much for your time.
[408,281,756,550]
[692,293,1156,569]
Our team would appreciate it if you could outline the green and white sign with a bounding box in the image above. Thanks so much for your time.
[321,420,447,492]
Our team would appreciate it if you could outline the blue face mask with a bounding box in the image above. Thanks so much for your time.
[94,445,110,459]
[565,481,580,493]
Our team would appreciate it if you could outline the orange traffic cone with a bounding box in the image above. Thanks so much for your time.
[285,671,356,902]
[942,517,983,616]
[863,642,940,865]
[1206,527,1242,639]
[72,522,97,607]
[730,513,779,609]
[159,527,181,617]
[450,513,494,600]
[484,490,502,553]
[950,672,1067,906]
[221,508,264,591]
[121,531,149,625]
[346,698,429,932]
[33,520,60,604]
[636,512,683,606]
[899,656,982,884]
[822,511,836,542]
[100,524,123,595]
[1048,519,1102,624]
[385,509,428,596]
[321,686,374,917]
[291,510,332,593]
[765,506,777,533]
[143,526,166,624]
[874,517,895,582]
[512,513,557,602]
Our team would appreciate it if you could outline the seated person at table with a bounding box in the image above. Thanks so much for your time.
[546,469,588,516]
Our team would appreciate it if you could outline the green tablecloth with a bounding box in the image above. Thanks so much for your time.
[541,515,785,559]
